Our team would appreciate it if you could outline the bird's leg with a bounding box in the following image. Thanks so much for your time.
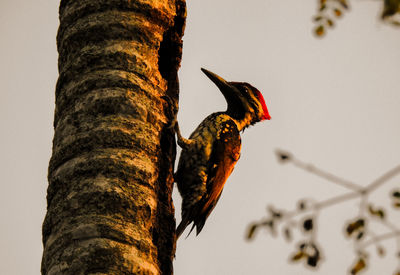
[162,94,194,150]
[173,120,194,150]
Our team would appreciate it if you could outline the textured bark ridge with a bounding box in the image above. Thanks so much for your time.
[42,1,185,274]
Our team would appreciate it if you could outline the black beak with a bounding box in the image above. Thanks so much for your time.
[201,68,243,115]
[201,68,239,101]
[201,68,231,89]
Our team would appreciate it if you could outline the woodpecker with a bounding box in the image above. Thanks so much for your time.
[175,68,271,239]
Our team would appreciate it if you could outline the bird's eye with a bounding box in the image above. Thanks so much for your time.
[239,86,249,95]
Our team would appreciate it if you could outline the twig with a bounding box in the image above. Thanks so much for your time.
[365,165,400,193]
[315,191,361,210]
[359,231,400,250]
[280,192,361,221]
[291,157,364,192]
[262,149,400,272]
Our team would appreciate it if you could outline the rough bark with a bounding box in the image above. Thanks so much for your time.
[42,0,185,274]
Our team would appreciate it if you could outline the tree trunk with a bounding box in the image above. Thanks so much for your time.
[42,0,186,274]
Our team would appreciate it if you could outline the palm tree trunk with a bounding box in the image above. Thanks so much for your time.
[42,0,186,274]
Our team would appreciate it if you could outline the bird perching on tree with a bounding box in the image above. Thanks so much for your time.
[174,68,271,239]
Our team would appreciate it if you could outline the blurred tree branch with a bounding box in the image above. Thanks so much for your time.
[247,149,400,274]
[312,0,400,37]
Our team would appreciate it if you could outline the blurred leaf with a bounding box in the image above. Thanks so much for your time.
[346,219,365,237]
[350,258,366,275]
[283,227,293,242]
[298,200,308,211]
[356,231,364,241]
[314,16,324,22]
[267,205,283,219]
[247,223,258,239]
[338,0,349,9]
[307,255,319,267]
[306,243,321,268]
[392,190,400,198]
[319,4,327,12]
[273,212,282,219]
[376,246,386,257]
[275,149,292,164]
[334,8,342,17]
[291,251,305,262]
[315,25,325,36]
[368,205,386,219]
[299,242,306,250]
[327,18,335,27]
[382,0,400,19]
[294,242,321,268]
[376,209,385,219]
[391,191,400,208]
[303,218,314,232]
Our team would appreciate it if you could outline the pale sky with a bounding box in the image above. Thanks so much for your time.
[1,1,399,274]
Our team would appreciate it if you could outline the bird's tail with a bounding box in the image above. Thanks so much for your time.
[176,218,197,240]
[176,219,189,240]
